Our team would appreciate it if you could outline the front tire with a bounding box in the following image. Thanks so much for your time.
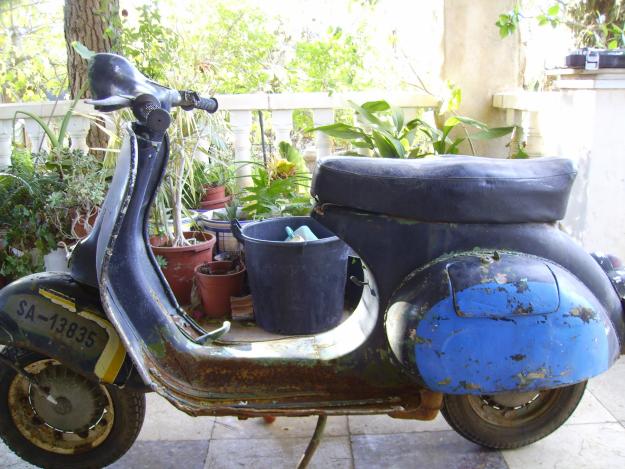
[441,382,586,449]
[0,349,145,469]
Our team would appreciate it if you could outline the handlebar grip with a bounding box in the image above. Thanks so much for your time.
[196,97,218,113]
[132,94,171,132]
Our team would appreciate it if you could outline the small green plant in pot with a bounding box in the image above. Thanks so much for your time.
[44,148,107,241]
[193,158,236,210]
[240,143,313,220]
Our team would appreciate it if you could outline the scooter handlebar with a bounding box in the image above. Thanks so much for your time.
[195,96,218,113]
[176,90,218,113]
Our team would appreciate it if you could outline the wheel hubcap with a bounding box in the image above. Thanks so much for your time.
[467,388,560,427]
[8,359,115,454]
[29,364,106,433]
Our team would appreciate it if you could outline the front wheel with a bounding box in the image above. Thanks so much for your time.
[0,349,145,469]
[441,382,586,449]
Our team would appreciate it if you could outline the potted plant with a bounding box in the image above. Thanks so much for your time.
[193,158,235,210]
[149,110,226,304]
[44,148,107,241]
[239,142,313,219]
[193,256,246,318]
[310,100,517,158]
[0,148,65,280]
[197,143,312,254]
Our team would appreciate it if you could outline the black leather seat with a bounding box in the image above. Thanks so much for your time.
[311,155,576,223]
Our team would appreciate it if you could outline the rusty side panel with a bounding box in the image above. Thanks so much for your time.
[386,251,621,395]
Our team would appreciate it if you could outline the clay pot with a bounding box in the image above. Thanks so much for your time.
[151,231,216,305]
[202,185,226,202]
[70,207,100,239]
[199,195,231,211]
[194,260,245,318]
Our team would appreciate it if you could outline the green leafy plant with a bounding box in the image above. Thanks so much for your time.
[0,148,64,279]
[311,100,515,158]
[43,148,107,241]
[497,1,625,49]
[240,156,312,220]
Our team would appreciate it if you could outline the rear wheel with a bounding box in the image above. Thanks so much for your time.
[441,382,586,449]
[0,349,145,469]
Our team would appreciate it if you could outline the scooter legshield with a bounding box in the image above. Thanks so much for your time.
[386,251,622,394]
[0,272,134,386]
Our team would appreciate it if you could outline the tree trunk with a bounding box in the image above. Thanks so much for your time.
[64,0,120,153]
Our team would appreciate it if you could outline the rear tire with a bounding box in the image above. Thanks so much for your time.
[441,382,586,449]
[0,348,145,469]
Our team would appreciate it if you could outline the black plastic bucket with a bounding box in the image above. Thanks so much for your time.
[232,216,349,335]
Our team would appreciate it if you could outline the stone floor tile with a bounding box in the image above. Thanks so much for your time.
[567,389,618,425]
[138,393,214,441]
[351,431,507,469]
[211,415,348,439]
[0,441,35,468]
[107,440,210,469]
[502,423,625,469]
[587,358,625,421]
[348,413,450,435]
[204,436,352,469]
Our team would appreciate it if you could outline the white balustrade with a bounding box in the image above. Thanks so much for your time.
[0,92,440,182]
[0,100,94,168]
[218,90,440,188]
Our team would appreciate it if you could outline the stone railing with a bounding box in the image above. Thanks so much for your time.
[217,91,440,182]
[492,69,625,258]
[0,100,94,167]
[0,91,440,173]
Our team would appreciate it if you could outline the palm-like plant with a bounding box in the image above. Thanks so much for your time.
[311,100,516,158]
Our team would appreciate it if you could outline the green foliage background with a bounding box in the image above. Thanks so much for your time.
[0,0,385,103]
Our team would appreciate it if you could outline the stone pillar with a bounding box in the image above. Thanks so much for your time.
[443,0,522,157]
[66,116,91,153]
[0,121,13,168]
[272,110,293,147]
[230,110,253,188]
[312,109,334,160]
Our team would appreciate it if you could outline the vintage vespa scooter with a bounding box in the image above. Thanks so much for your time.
[0,53,623,468]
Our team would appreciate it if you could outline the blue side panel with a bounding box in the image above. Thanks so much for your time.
[385,251,621,395]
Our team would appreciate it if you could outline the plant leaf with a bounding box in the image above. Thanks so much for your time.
[470,126,516,140]
[308,123,367,140]
[371,130,400,158]
[392,107,404,134]
[348,100,384,128]
[445,115,489,131]
[72,41,96,60]
[361,100,391,113]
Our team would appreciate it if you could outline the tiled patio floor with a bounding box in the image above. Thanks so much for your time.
[1,357,624,468]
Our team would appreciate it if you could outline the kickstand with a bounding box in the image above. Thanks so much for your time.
[297,415,327,469]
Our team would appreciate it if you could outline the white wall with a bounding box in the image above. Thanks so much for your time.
[539,85,625,258]
[443,0,522,157]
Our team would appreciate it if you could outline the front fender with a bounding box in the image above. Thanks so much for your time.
[386,251,621,394]
[0,272,136,387]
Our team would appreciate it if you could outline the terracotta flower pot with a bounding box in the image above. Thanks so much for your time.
[199,195,231,211]
[194,261,245,318]
[70,207,100,239]
[202,184,226,202]
[151,231,216,305]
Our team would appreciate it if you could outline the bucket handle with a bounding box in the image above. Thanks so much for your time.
[231,219,244,243]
